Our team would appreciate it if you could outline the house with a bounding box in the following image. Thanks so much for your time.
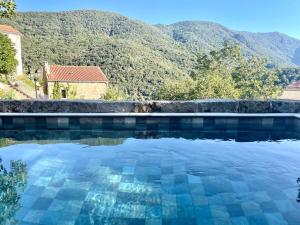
[280,81,300,100]
[0,25,23,75]
[43,63,109,99]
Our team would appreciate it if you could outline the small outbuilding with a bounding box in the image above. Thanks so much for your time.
[43,63,109,99]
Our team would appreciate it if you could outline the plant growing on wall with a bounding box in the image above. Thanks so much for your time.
[66,83,77,99]
[52,81,61,100]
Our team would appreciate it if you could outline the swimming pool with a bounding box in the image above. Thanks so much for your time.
[0,130,300,225]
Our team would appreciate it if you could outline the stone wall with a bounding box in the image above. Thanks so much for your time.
[46,82,108,100]
[0,100,300,113]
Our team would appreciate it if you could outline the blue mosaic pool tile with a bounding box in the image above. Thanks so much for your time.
[226,204,245,217]
[12,117,24,128]
[42,209,67,225]
[203,118,215,130]
[48,199,68,211]
[146,205,162,219]
[231,216,250,225]
[192,195,209,206]
[145,219,162,225]
[232,181,250,193]
[31,197,53,210]
[261,118,274,130]
[180,118,193,130]
[253,191,271,203]
[194,205,212,219]
[57,117,69,129]
[2,117,13,129]
[162,194,177,206]
[215,118,239,130]
[196,217,214,225]
[213,217,233,225]
[25,185,46,196]
[22,210,45,224]
[246,214,269,225]
[177,205,195,218]
[265,212,288,225]
[241,201,262,216]
[259,201,278,213]
[157,118,170,130]
[238,118,261,131]
[20,194,39,208]
[210,205,230,219]
[274,200,295,212]
[124,117,137,129]
[162,206,178,219]
[15,207,30,221]
[56,188,87,201]
[176,194,193,206]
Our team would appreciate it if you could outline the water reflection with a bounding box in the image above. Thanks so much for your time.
[0,157,27,224]
[0,130,299,146]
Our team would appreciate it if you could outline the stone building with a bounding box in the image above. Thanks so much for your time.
[0,25,23,75]
[43,63,109,99]
[280,81,300,100]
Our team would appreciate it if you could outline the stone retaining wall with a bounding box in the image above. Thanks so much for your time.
[0,100,300,113]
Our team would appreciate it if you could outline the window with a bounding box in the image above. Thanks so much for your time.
[61,89,67,98]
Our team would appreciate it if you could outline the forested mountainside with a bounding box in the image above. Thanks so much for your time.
[157,21,300,66]
[1,10,300,98]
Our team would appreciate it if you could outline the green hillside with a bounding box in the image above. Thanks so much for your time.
[157,21,300,66]
[1,10,300,99]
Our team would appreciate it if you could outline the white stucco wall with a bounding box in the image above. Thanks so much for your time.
[1,32,23,75]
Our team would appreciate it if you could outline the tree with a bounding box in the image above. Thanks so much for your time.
[158,42,282,100]
[155,78,194,100]
[0,33,17,77]
[104,86,126,100]
[0,0,16,18]
[232,57,282,99]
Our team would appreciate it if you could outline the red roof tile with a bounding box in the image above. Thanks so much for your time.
[0,25,21,35]
[287,80,300,89]
[47,65,108,82]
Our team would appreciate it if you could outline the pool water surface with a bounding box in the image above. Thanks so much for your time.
[0,132,300,225]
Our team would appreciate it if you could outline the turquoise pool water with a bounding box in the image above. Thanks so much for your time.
[0,131,300,225]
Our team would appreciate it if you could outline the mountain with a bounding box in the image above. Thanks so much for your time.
[157,21,300,66]
[1,10,300,99]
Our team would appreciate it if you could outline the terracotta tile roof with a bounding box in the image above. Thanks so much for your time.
[47,65,108,82]
[0,25,21,35]
[287,80,300,90]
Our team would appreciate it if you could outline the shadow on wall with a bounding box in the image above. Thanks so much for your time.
[292,47,300,65]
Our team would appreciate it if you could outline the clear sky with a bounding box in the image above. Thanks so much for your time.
[16,0,300,39]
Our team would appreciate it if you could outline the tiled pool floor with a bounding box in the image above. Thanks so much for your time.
[0,132,300,225]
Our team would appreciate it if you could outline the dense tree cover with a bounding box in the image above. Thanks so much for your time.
[0,0,15,18]
[104,86,127,100]
[158,21,300,67]
[277,68,300,87]
[0,10,299,99]
[157,43,283,100]
[0,33,17,77]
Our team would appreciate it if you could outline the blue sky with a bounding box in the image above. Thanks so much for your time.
[16,0,300,39]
